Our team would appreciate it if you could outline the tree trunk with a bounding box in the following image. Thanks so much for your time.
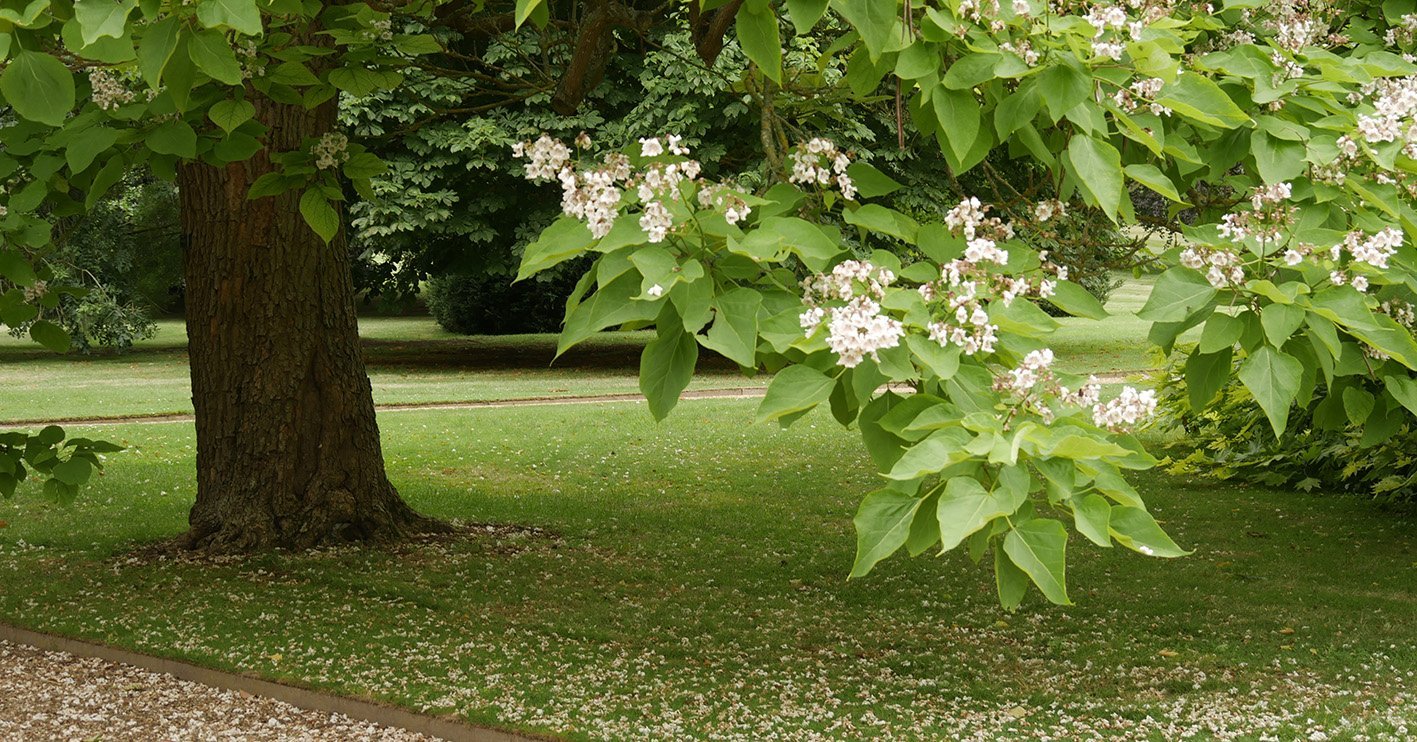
[176,92,437,552]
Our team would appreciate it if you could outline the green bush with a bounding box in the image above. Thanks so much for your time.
[425,268,583,336]
[1154,351,1417,504]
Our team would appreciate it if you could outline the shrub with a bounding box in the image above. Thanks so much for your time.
[1154,351,1417,504]
[425,268,583,335]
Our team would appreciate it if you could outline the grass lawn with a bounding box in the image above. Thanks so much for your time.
[0,324,754,423]
[0,277,1160,423]
[0,400,1413,740]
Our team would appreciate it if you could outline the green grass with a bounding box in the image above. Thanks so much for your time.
[1,276,1407,738]
[0,402,1412,740]
[0,321,756,423]
[1051,275,1164,377]
[0,277,1162,423]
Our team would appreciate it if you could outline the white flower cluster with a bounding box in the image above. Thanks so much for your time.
[1091,386,1157,432]
[639,135,690,158]
[945,197,1015,266]
[1342,227,1404,270]
[311,132,350,170]
[1250,181,1292,210]
[800,261,904,368]
[1180,246,1245,289]
[1359,299,1417,359]
[918,198,1067,356]
[635,141,702,242]
[787,139,857,200]
[0,204,7,219]
[516,134,748,242]
[1000,348,1056,395]
[370,18,394,42]
[512,135,572,181]
[1310,149,1353,184]
[992,349,1107,425]
[1354,76,1417,158]
[1082,3,1145,60]
[1270,51,1306,84]
[1385,14,1417,47]
[697,184,751,225]
[237,40,265,80]
[1381,298,1416,329]
[925,280,1000,357]
[21,279,46,303]
[1033,199,1067,222]
[88,69,134,111]
[1217,182,1294,246]
[1271,13,1322,52]
[1113,77,1171,115]
[559,157,627,238]
[1000,39,1040,66]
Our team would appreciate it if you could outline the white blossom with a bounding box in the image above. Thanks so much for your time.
[1092,386,1158,431]
[639,201,673,243]
[311,132,350,170]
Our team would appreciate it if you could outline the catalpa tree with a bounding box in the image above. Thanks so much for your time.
[0,0,751,548]
[515,0,1417,607]
[1,0,457,546]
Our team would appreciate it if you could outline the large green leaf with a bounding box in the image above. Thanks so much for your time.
[639,316,698,420]
[994,547,1029,610]
[144,120,197,158]
[328,67,404,96]
[1186,346,1232,410]
[51,457,93,486]
[1137,267,1217,322]
[834,0,897,61]
[936,477,1014,552]
[75,0,136,45]
[196,0,262,35]
[1238,346,1302,438]
[558,273,661,355]
[1383,373,1417,416]
[1108,507,1189,557]
[1065,135,1124,221]
[699,288,762,368]
[844,162,903,198]
[0,51,75,126]
[1251,130,1306,183]
[65,126,120,174]
[138,16,181,89]
[188,28,244,85]
[517,217,595,280]
[1156,73,1250,128]
[1071,494,1112,547]
[785,0,830,33]
[1003,519,1071,605]
[29,320,71,352]
[1124,163,1183,202]
[843,204,919,243]
[298,189,340,243]
[850,483,924,578]
[737,0,782,83]
[1260,303,1305,348]
[757,365,836,423]
[1037,61,1092,120]
[208,99,256,133]
[1047,280,1108,319]
[886,428,974,480]
[932,86,980,162]
[514,0,546,28]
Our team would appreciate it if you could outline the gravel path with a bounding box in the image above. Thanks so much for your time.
[0,640,433,741]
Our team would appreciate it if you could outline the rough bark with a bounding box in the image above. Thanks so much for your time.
[176,92,437,552]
